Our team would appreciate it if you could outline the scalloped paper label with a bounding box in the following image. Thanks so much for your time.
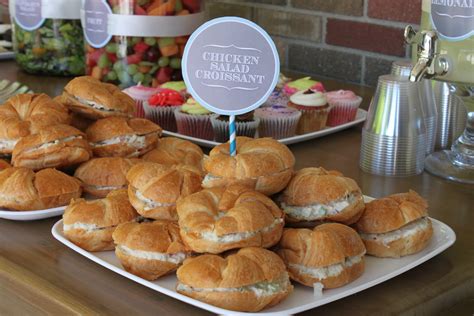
[182,17,280,116]
[83,0,112,48]
[14,0,45,31]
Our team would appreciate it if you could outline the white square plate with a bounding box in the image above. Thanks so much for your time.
[51,213,455,315]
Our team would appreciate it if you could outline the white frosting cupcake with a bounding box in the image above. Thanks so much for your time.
[288,89,330,134]
[289,89,327,107]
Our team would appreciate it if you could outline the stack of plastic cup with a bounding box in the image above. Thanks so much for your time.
[432,81,467,150]
[360,75,427,176]
[391,60,437,154]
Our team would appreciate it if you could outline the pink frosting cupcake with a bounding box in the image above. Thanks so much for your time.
[123,85,161,118]
[325,90,363,127]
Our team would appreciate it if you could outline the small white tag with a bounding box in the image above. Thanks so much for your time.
[108,12,206,37]
[313,282,324,297]
[42,0,81,20]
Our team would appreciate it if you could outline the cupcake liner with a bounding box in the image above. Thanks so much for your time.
[327,105,359,126]
[122,86,161,118]
[326,96,362,127]
[256,111,301,139]
[174,108,215,140]
[288,104,329,134]
[143,101,178,132]
[133,100,146,118]
[210,114,260,143]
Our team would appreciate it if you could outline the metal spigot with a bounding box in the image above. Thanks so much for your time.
[404,25,449,82]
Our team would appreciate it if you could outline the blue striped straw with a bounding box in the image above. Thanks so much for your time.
[229,115,237,156]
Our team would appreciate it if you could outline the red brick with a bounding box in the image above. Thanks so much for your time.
[326,19,406,57]
[292,0,364,16]
[368,0,422,24]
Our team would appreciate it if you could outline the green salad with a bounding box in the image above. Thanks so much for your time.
[13,19,85,76]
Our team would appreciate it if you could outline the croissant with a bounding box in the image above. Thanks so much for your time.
[62,76,135,119]
[74,157,139,198]
[280,167,365,225]
[354,190,433,258]
[12,124,92,170]
[86,117,162,158]
[63,190,138,252]
[177,184,284,254]
[0,93,70,155]
[176,247,293,312]
[142,137,203,171]
[0,167,82,211]
[277,223,366,288]
[126,162,202,220]
[113,220,192,280]
[202,137,295,196]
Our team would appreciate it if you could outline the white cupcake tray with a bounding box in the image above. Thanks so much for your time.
[162,109,367,148]
[51,196,455,315]
[0,205,66,221]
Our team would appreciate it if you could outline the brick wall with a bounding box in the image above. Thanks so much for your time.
[206,0,421,87]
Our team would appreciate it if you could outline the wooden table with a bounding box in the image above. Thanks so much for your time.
[1,60,473,315]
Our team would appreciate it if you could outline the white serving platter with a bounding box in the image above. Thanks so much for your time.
[51,212,455,315]
[0,205,66,221]
[162,108,367,148]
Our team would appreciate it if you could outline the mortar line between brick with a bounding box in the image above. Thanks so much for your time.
[322,16,327,44]
[363,0,368,18]
[361,55,366,85]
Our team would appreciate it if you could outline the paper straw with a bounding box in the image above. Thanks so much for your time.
[229,115,236,156]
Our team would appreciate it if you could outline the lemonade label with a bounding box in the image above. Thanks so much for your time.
[431,0,474,40]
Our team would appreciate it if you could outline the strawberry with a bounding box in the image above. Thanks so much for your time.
[86,49,104,67]
[156,66,173,84]
[134,5,147,15]
[182,0,200,13]
[133,41,149,54]
[127,53,143,64]
[107,53,118,63]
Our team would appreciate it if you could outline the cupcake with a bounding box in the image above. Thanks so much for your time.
[255,106,301,139]
[122,84,161,118]
[175,97,214,140]
[144,89,184,132]
[210,112,260,143]
[288,89,329,134]
[263,89,289,108]
[283,77,325,96]
[160,81,187,95]
[325,90,363,126]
